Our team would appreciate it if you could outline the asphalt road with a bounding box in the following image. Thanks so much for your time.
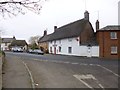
[2,52,119,89]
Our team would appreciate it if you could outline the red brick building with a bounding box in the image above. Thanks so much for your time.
[97,25,120,59]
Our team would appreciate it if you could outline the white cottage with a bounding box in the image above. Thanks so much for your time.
[1,36,16,51]
[39,11,99,57]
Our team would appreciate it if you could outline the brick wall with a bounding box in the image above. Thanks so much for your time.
[97,31,120,59]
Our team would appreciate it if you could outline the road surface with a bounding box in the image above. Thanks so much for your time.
[2,52,119,89]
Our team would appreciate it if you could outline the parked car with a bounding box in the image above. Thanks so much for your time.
[28,49,44,55]
[12,47,23,52]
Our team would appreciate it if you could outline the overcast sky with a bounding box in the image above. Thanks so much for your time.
[0,0,119,43]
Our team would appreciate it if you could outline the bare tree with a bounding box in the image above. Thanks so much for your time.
[0,0,47,17]
[29,35,41,45]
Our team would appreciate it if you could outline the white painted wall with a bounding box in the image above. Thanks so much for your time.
[48,37,99,57]
[1,43,11,51]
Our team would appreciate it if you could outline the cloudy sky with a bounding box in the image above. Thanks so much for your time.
[0,0,119,43]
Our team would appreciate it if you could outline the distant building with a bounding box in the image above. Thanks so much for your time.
[38,30,49,53]
[1,36,16,51]
[118,1,120,25]
[97,25,120,59]
[10,40,28,51]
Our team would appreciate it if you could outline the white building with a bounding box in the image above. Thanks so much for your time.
[1,37,16,51]
[39,11,99,57]
[49,37,99,57]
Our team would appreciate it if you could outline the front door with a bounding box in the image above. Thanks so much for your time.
[87,46,92,57]
[54,47,56,54]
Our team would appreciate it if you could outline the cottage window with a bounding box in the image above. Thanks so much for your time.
[110,32,117,39]
[54,41,56,44]
[111,46,117,54]
[50,41,52,44]
[5,43,7,46]
[59,40,61,44]
[68,38,72,42]
[68,47,72,54]
[50,47,52,53]
[59,46,61,52]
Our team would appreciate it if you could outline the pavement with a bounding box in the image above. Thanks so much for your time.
[0,57,2,90]
[2,55,32,88]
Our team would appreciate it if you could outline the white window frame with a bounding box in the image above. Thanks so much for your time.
[68,47,72,54]
[59,46,61,52]
[111,46,117,54]
[110,32,117,39]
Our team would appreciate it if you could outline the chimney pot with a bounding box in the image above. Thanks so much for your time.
[43,30,47,36]
[96,20,99,31]
[84,10,89,21]
[54,26,57,32]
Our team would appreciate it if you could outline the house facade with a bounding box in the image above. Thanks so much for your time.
[97,26,120,59]
[38,30,49,53]
[49,37,99,57]
[1,36,16,51]
[10,40,28,51]
[39,11,99,57]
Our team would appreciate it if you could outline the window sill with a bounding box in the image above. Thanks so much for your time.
[111,53,118,55]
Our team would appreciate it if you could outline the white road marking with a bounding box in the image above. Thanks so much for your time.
[97,64,120,77]
[22,61,35,89]
[63,62,70,64]
[89,64,97,66]
[73,75,94,89]
[73,74,104,89]
[71,63,79,65]
[33,58,119,78]
[80,63,88,66]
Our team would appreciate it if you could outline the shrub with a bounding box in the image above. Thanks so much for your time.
[0,51,5,56]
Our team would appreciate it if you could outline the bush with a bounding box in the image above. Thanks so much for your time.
[0,51,5,56]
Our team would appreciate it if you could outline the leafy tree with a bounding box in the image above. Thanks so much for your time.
[29,43,39,50]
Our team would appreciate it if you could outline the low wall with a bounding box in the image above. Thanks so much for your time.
[0,57,2,90]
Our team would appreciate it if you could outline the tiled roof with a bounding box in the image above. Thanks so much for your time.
[2,38,15,43]
[10,40,27,46]
[38,34,52,43]
[99,25,120,31]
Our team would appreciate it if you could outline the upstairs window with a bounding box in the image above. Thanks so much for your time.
[59,40,61,44]
[68,38,72,42]
[5,43,7,46]
[50,41,52,44]
[110,32,117,39]
[54,40,56,44]
[111,46,117,54]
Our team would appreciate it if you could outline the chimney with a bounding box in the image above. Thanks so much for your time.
[84,10,89,21]
[96,20,99,31]
[43,30,47,36]
[54,26,57,32]
[13,36,16,40]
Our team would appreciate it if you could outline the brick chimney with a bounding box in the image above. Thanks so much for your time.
[54,26,57,32]
[43,30,47,36]
[84,10,89,21]
[96,20,99,31]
